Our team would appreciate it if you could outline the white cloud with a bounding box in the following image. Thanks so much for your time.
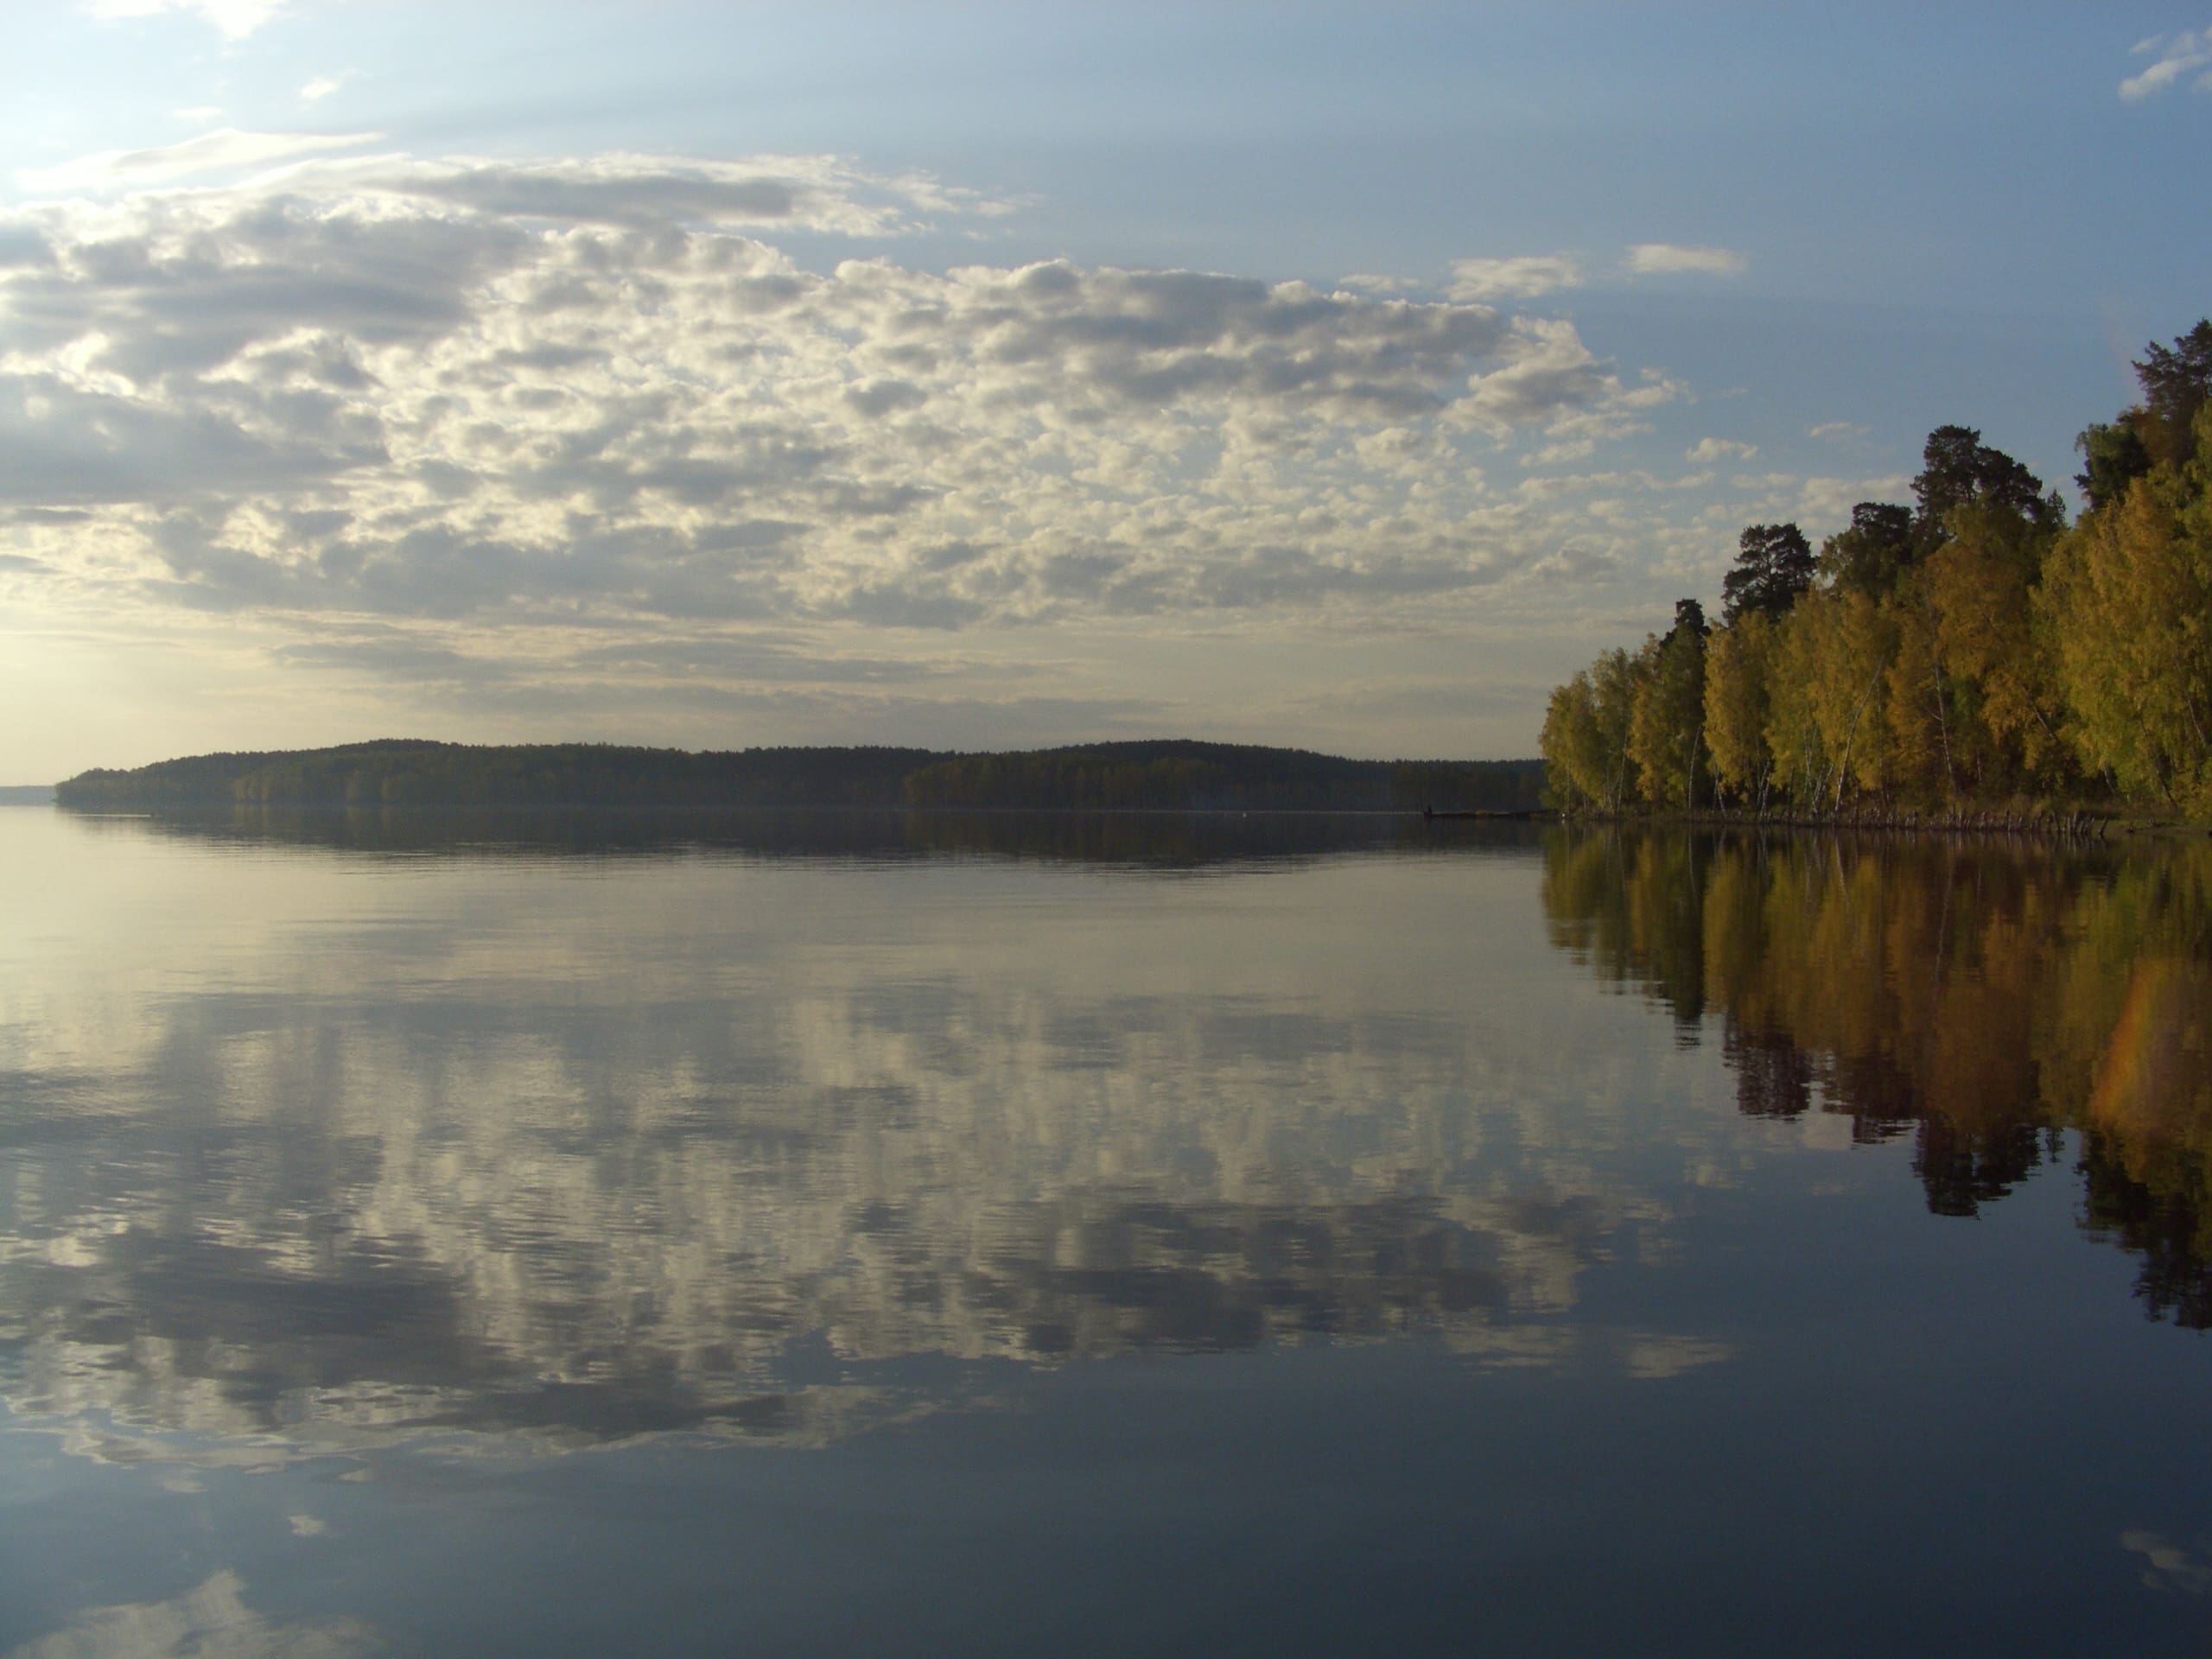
[1446,254,1583,302]
[1336,272,1417,294]
[1524,438,1596,468]
[80,0,289,39]
[18,127,382,193]
[371,151,998,235]
[9,1570,379,1659]
[1808,421,1868,442]
[17,140,1010,242]
[1712,472,1911,535]
[1623,243,1748,277]
[1685,437,1757,463]
[0,145,1787,738]
[299,73,351,104]
[2120,29,2212,99]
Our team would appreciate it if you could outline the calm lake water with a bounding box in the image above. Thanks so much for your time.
[2,805,2209,1656]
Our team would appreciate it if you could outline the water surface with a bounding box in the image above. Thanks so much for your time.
[1,808,2208,1655]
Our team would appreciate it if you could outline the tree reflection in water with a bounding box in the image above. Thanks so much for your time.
[1541,828,2212,1323]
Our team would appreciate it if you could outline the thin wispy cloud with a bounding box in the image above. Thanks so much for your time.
[1623,243,1747,277]
[1808,421,1868,442]
[16,138,1009,240]
[1447,255,1583,302]
[80,0,289,40]
[2120,29,2212,99]
[299,73,352,105]
[17,127,381,193]
[1336,273,1418,294]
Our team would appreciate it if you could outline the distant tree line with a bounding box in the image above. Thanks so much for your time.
[55,741,937,811]
[900,741,1543,811]
[1541,321,2212,818]
[56,739,1548,815]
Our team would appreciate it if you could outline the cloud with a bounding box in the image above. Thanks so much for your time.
[2120,29,2212,99]
[9,1570,381,1659]
[0,144,1762,717]
[1524,437,1595,467]
[1620,1333,1735,1380]
[18,127,382,193]
[1454,316,1646,430]
[19,137,1006,241]
[1685,437,1757,463]
[1808,421,1868,442]
[1336,272,1417,294]
[79,0,289,39]
[0,372,385,506]
[299,73,352,105]
[1623,243,1747,277]
[2122,1530,2212,1594]
[1446,254,1583,302]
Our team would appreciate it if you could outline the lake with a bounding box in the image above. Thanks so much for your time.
[2,805,2209,1656]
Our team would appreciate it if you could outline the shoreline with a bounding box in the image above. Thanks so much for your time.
[1555,805,2212,841]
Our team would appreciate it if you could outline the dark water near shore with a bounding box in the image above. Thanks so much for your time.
[2,806,2209,1656]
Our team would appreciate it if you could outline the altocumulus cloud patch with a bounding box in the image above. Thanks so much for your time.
[0,143,1775,680]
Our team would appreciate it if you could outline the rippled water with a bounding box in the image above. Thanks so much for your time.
[2,807,2209,1656]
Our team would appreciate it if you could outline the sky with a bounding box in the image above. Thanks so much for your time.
[1,3,2209,780]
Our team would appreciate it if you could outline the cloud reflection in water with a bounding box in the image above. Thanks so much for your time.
[0,811,1718,1463]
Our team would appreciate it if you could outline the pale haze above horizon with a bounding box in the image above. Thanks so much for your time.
[3,2,2208,783]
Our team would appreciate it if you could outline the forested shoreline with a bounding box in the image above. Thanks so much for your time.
[1541,322,2212,822]
[54,738,1547,815]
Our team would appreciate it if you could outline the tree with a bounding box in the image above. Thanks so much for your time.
[1912,425,2058,550]
[1794,586,1898,805]
[2075,418,2155,512]
[1541,647,1645,811]
[2040,423,2212,813]
[1921,500,2068,785]
[1885,587,1955,803]
[1705,613,1777,808]
[1765,601,1829,806]
[1628,607,1709,807]
[1664,596,1710,647]
[2135,320,2212,467]
[1819,502,1916,597]
[1589,646,1646,810]
[1541,673,1607,810]
[1721,523,1815,622]
[1536,323,2212,820]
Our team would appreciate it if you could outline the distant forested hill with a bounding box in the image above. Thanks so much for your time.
[54,740,1544,814]
[900,741,1541,811]
[54,741,934,810]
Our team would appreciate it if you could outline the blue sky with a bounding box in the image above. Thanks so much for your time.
[1,2,2207,778]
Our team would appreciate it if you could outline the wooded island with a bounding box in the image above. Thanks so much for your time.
[55,739,1547,815]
